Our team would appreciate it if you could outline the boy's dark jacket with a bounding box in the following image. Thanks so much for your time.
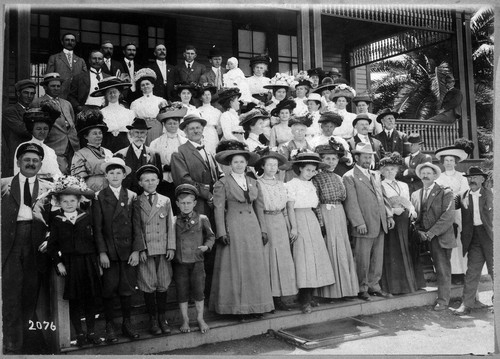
[175,211,215,263]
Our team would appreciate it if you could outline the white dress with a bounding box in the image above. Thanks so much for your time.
[245,133,264,152]
[332,109,356,139]
[293,97,308,116]
[149,132,187,183]
[100,102,135,134]
[130,94,165,145]
[435,170,469,274]
[306,111,322,139]
[220,108,240,141]
[14,137,62,180]
[198,104,222,154]
[247,75,270,103]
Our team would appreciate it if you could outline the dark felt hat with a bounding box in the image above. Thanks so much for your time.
[315,137,345,157]
[249,55,271,67]
[352,93,373,105]
[463,166,488,178]
[271,99,296,117]
[174,82,199,96]
[179,114,207,131]
[405,133,424,145]
[216,87,242,104]
[175,183,199,198]
[126,117,152,130]
[23,100,60,131]
[352,113,372,127]
[307,67,325,78]
[76,107,108,136]
[312,77,336,94]
[376,108,400,123]
[198,83,217,97]
[318,112,343,127]
[288,115,313,127]
[208,45,222,59]
[239,108,270,127]
[136,164,161,180]
[16,142,44,160]
[15,79,36,92]
[90,76,131,97]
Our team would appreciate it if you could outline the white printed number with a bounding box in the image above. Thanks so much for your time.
[28,320,56,331]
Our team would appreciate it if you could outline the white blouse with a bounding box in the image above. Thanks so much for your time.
[149,132,187,182]
[245,132,263,152]
[101,102,135,134]
[220,108,240,141]
[332,109,356,139]
[130,94,164,119]
[285,177,319,208]
[247,75,271,97]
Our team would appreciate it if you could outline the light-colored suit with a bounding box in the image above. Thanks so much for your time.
[343,165,393,293]
[46,51,87,99]
[31,95,80,174]
[199,67,227,89]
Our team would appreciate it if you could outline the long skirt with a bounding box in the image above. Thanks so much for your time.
[315,204,359,298]
[380,210,418,294]
[263,212,298,297]
[63,253,102,301]
[292,208,335,289]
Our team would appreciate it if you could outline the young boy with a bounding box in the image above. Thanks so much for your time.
[134,164,175,335]
[174,184,215,334]
[93,157,145,342]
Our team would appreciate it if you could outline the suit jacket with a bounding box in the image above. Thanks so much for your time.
[114,145,162,194]
[374,129,407,155]
[2,103,32,177]
[398,151,433,194]
[102,58,125,77]
[342,166,393,238]
[456,187,493,255]
[68,71,111,112]
[174,61,206,86]
[47,51,87,99]
[347,135,385,169]
[411,183,455,248]
[31,95,80,158]
[119,59,143,104]
[199,67,227,88]
[1,175,51,272]
[148,61,175,101]
[134,192,175,256]
[174,211,215,263]
[93,186,145,261]
[170,141,222,216]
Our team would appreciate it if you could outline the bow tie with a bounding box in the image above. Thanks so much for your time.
[196,145,205,151]
[180,213,192,222]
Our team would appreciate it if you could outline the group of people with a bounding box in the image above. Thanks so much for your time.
[1,33,493,355]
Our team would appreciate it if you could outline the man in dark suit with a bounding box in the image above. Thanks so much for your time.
[453,167,493,315]
[46,32,87,99]
[2,143,51,354]
[100,40,125,77]
[399,133,433,194]
[374,108,408,155]
[119,43,142,104]
[428,74,463,124]
[347,114,385,170]
[148,44,175,101]
[174,45,206,86]
[31,73,80,175]
[2,79,36,177]
[343,143,395,301]
[411,162,455,311]
[171,114,222,299]
[199,45,226,90]
[68,50,110,113]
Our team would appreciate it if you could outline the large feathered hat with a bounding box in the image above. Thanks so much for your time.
[76,107,108,136]
[434,138,474,163]
[215,140,259,166]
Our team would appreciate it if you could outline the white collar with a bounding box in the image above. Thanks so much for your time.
[133,144,144,151]
[63,49,73,55]
[410,150,420,157]
[355,164,370,176]
[156,59,166,65]
[125,58,134,64]
[19,173,36,184]
[110,185,122,193]
[470,189,481,197]
[423,183,435,192]
[185,61,194,67]
[188,139,203,148]
[212,66,221,72]
[248,133,260,141]
[30,137,44,145]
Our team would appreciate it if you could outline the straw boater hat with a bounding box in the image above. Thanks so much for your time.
[463,166,488,178]
[264,80,290,92]
[90,76,132,97]
[434,138,474,163]
[290,151,328,174]
[376,108,400,123]
[415,162,441,179]
[253,147,288,170]
[179,114,207,131]
[352,93,373,105]
[352,142,376,155]
[76,107,108,136]
[352,113,372,127]
[41,72,65,85]
[126,117,152,131]
[379,152,404,168]
[312,77,336,94]
[134,68,157,86]
[315,137,346,157]
[318,112,343,127]
[303,93,322,105]
[271,99,296,117]
[100,156,132,176]
[157,102,188,123]
[136,164,161,180]
[215,140,259,166]
[288,115,313,127]
[51,175,95,198]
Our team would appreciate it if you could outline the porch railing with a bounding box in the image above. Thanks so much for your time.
[396,119,460,152]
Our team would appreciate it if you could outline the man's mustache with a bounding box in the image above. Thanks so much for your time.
[422,177,430,181]
[469,181,477,186]
[24,164,36,169]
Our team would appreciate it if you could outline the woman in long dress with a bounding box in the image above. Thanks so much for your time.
[254,150,298,310]
[217,88,242,141]
[331,85,356,140]
[92,77,135,153]
[379,152,421,294]
[210,142,274,318]
[71,107,113,192]
[269,99,295,149]
[313,139,359,299]
[197,84,222,154]
[130,68,167,145]
[285,151,335,313]
[435,140,473,284]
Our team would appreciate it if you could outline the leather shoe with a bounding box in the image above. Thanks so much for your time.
[368,289,393,298]
[75,333,86,347]
[433,303,448,311]
[149,315,162,336]
[122,319,140,339]
[158,313,171,334]
[105,322,118,343]
[453,304,472,315]
[358,292,372,301]
[86,332,103,345]
[301,303,312,314]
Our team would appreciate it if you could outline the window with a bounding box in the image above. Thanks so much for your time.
[277,34,298,74]
[148,26,165,50]
[238,29,266,76]
[30,13,49,40]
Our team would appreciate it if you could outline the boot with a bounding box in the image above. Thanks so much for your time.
[156,291,171,334]
[149,315,161,336]
[121,318,140,339]
[158,313,171,334]
[144,292,161,335]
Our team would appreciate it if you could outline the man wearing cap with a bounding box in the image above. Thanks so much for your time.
[148,44,175,101]
[199,45,226,90]
[174,45,206,85]
[31,73,80,175]
[348,114,385,170]
[374,108,407,155]
[46,32,87,99]
[453,167,493,315]
[410,162,455,311]
[2,79,36,177]
[2,143,51,353]
[399,133,432,194]
[352,93,382,135]
[68,50,110,113]
[114,118,162,194]
[343,142,395,301]
[100,40,125,77]
[120,43,142,103]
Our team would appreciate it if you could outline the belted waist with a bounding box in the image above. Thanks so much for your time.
[264,208,285,215]
[16,220,33,225]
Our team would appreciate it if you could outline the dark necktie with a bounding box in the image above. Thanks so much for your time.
[91,70,101,81]
[187,63,191,70]
[148,193,155,206]
[24,179,32,207]
[196,145,205,151]
[128,61,132,68]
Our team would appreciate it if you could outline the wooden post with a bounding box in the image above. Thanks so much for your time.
[463,13,480,159]
[312,7,323,68]
[298,5,311,70]
[16,4,31,81]
[51,270,71,352]
[454,11,469,142]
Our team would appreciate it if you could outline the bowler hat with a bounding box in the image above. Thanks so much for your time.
[179,114,207,131]
[126,117,152,130]
[208,45,222,59]
[463,166,488,178]
[15,79,36,92]
[16,142,44,160]
[376,108,400,123]
[90,76,131,97]
[175,183,199,199]
[100,157,132,176]
[41,72,65,85]
[352,113,372,127]
[136,164,160,180]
